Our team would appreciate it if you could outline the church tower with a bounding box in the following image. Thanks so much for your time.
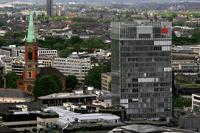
[17,10,66,94]
[17,11,40,93]
[23,11,40,93]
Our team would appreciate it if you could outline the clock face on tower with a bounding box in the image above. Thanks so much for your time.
[27,47,33,53]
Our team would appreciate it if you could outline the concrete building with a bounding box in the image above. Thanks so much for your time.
[101,72,111,91]
[38,56,53,67]
[53,56,91,82]
[0,89,32,103]
[110,21,172,119]
[38,48,57,57]
[46,107,121,127]
[0,101,45,132]
[192,94,200,110]
[46,0,53,16]
[37,92,96,107]
[0,45,57,58]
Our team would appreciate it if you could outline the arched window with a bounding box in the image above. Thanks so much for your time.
[29,72,31,78]
[28,52,32,59]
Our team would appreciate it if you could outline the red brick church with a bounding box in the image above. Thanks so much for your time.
[17,11,65,94]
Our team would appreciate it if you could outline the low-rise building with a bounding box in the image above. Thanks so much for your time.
[38,56,53,67]
[0,101,45,132]
[46,106,121,127]
[0,89,33,103]
[37,92,96,107]
[37,108,59,130]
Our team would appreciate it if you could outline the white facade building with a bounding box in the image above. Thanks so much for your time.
[53,57,91,82]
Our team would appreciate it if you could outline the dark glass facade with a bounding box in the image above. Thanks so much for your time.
[46,0,53,16]
[111,21,172,119]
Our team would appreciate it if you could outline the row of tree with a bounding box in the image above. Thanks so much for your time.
[4,31,26,38]
[172,95,192,108]
[172,31,200,45]
[0,35,108,57]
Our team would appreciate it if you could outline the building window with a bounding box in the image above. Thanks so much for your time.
[28,52,32,59]
[29,72,31,78]
[139,34,151,38]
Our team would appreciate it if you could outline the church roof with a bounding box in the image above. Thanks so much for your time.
[0,89,32,98]
[26,11,37,43]
[37,67,65,79]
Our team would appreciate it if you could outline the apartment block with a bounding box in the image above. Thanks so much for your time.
[53,57,91,82]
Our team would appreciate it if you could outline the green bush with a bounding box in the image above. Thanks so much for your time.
[174,122,178,127]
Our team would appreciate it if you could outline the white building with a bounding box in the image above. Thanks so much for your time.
[46,107,120,127]
[38,49,57,57]
[53,56,91,82]
[192,94,200,110]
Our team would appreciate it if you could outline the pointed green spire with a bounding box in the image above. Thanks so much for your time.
[27,12,36,43]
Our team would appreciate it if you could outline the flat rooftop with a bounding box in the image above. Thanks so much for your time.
[37,93,96,100]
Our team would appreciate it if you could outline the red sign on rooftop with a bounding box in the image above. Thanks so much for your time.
[162,25,168,33]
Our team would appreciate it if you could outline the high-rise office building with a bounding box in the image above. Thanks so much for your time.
[111,21,172,119]
[46,0,53,16]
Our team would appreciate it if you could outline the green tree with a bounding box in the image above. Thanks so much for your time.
[196,80,200,84]
[174,122,178,127]
[22,15,26,20]
[82,128,85,132]
[70,36,83,45]
[53,43,63,50]
[32,128,37,133]
[32,74,62,99]
[84,63,111,89]
[191,31,200,43]
[161,13,167,19]
[167,16,173,21]
[46,123,49,128]
[0,37,6,47]
[50,73,63,91]
[58,49,71,58]
[4,32,13,37]
[0,21,6,27]
[144,12,148,19]
[4,13,8,18]
[39,128,44,133]
[172,95,192,108]
[23,129,29,133]
[65,75,78,91]
[6,71,18,88]
[0,75,4,88]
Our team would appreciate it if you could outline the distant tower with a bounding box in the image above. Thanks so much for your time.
[46,0,53,16]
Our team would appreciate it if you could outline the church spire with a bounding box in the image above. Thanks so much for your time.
[27,12,36,42]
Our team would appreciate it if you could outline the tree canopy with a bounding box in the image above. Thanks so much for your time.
[65,75,78,92]
[172,95,192,108]
[0,21,6,27]
[32,74,63,99]
[84,63,111,89]
[0,75,4,88]
[6,71,18,88]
